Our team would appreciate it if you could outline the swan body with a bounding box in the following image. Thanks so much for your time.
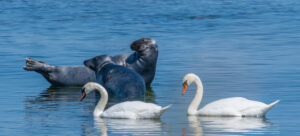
[196,97,279,117]
[182,73,279,117]
[81,82,171,119]
[101,101,171,119]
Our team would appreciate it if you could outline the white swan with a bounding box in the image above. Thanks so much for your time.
[80,82,172,119]
[182,73,279,117]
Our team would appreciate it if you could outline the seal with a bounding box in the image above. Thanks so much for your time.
[84,55,145,99]
[23,38,158,86]
[23,58,96,86]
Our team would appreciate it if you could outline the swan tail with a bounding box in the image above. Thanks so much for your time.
[23,58,52,72]
[262,100,280,115]
[267,100,280,110]
[160,104,172,115]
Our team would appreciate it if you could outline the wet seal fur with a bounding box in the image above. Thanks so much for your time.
[84,55,145,99]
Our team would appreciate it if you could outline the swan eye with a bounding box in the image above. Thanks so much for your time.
[81,88,85,93]
[183,81,188,87]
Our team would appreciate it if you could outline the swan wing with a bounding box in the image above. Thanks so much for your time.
[101,101,164,119]
[197,97,273,117]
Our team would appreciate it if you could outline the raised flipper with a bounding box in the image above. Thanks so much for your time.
[23,58,54,72]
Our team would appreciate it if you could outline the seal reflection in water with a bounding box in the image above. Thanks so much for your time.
[84,55,145,99]
[23,38,158,86]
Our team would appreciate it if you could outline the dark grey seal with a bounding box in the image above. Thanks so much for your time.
[23,38,158,86]
[84,55,145,99]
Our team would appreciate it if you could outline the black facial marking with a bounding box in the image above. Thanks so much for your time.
[183,81,187,86]
[81,88,85,94]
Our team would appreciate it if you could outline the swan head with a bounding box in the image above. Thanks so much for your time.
[182,73,200,95]
[80,82,103,101]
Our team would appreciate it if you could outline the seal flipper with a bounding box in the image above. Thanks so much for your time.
[23,58,54,72]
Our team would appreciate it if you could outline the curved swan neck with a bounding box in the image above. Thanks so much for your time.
[188,77,203,115]
[92,84,108,117]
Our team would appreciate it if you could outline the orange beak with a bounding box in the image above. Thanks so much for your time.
[182,83,188,95]
[80,89,86,101]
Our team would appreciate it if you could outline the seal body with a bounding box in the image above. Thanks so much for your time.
[24,38,158,86]
[44,66,96,86]
[84,55,145,99]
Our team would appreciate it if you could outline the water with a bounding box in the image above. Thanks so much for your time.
[1,0,300,135]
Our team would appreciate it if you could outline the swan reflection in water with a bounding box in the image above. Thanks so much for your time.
[185,116,271,136]
[94,117,166,136]
[186,116,203,136]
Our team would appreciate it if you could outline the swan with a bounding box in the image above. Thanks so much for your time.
[181,73,279,117]
[80,82,172,119]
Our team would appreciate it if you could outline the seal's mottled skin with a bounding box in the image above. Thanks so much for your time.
[23,38,158,86]
[84,55,145,99]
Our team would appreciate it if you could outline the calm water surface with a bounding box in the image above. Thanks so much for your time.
[1,0,300,135]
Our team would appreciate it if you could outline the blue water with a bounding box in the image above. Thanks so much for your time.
[1,0,300,135]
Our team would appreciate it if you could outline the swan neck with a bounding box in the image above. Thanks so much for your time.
[93,85,108,117]
[188,78,203,115]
